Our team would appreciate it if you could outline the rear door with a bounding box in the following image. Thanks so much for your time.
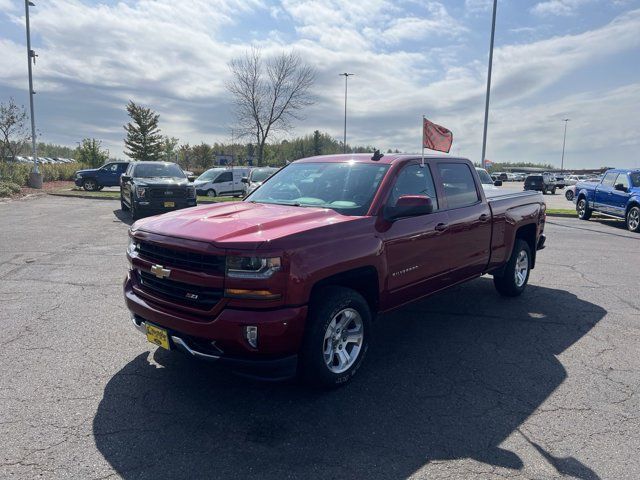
[595,172,618,213]
[435,162,492,281]
[380,161,451,305]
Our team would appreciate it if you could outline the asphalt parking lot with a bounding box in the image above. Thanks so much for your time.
[1,195,639,480]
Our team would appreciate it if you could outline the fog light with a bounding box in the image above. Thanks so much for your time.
[245,326,258,348]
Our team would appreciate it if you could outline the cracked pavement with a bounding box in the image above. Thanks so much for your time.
[1,195,639,479]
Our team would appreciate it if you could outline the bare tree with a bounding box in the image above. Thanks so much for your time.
[226,48,315,166]
[0,98,30,161]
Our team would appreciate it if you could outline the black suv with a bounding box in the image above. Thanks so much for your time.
[120,162,197,220]
[524,173,557,195]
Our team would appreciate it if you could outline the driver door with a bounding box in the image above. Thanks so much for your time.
[378,161,451,309]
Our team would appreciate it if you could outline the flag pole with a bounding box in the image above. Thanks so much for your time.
[421,115,425,167]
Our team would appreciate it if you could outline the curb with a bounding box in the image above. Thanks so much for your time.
[47,191,232,204]
[545,212,576,218]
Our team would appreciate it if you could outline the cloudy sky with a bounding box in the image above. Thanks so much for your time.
[1,0,639,168]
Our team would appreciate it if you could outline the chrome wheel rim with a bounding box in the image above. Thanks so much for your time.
[629,208,640,230]
[577,200,586,217]
[323,308,363,374]
[85,180,96,191]
[514,250,529,288]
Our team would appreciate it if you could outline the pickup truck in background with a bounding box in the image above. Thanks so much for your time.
[574,168,640,232]
[124,154,546,387]
[74,161,130,191]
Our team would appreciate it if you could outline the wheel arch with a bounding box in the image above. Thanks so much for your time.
[309,266,380,315]
[515,223,537,269]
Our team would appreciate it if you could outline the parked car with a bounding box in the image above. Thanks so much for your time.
[552,174,566,189]
[564,177,600,201]
[492,172,508,182]
[74,161,130,191]
[475,167,502,191]
[193,167,250,197]
[524,174,557,194]
[574,169,640,232]
[242,167,279,196]
[120,161,196,220]
[124,153,546,387]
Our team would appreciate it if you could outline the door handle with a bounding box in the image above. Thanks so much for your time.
[479,214,489,222]
[435,223,448,232]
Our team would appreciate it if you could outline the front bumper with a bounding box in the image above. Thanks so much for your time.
[134,198,197,214]
[124,276,307,380]
[537,234,546,250]
[74,177,84,187]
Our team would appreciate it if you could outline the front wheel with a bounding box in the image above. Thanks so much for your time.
[493,239,532,297]
[120,195,129,212]
[565,190,574,201]
[627,206,640,232]
[577,197,592,220]
[551,187,556,195]
[300,286,371,388]
[206,189,217,198]
[83,179,98,191]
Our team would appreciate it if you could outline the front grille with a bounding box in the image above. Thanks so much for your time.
[137,241,225,274]
[137,270,222,310]
[150,187,186,199]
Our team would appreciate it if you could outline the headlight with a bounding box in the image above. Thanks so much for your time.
[226,256,281,279]
[127,237,138,255]
[186,186,196,199]
[136,186,147,198]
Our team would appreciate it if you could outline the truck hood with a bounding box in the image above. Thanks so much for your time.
[75,168,98,176]
[134,177,189,187]
[134,201,358,247]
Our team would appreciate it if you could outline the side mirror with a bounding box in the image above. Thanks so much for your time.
[614,183,627,192]
[494,180,503,186]
[241,177,249,184]
[121,174,131,182]
[385,195,433,221]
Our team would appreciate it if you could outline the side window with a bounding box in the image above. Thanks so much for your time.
[615,173,629,190]
[388,164,438,210]
[602,172,617,187]
[109,164,119,172]
[437,163,480,209]
[216,172,233,183]
[118,163,128,172]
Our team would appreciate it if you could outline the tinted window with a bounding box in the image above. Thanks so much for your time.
[602,172,617,187]
[134,163,185,178]
[631,172,640,187]
[117,163,128,172]
[615,173,630,189]
[476,169,493,185]
[388,164,438,210]
[216,172,233,183]
[438,163,479,209]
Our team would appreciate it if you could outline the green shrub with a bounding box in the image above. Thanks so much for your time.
[0,161,84,185]
[0,181,21,197]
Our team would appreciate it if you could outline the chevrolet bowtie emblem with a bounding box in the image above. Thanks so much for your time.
[151,264,171,279]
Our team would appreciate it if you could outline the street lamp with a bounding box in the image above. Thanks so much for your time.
[339,73,354,154]
[25,0,42,188]
[560,118,570,173]
[480,0,497,169]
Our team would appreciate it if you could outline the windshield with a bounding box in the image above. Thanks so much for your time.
[476,169,493,185]
[250,168,277,183]
[134,163,185,178]
[245,162,390,215]
[196,169,223,181]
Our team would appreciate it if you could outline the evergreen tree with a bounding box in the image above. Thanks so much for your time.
[76,138,109,167]
[123,101,163,161]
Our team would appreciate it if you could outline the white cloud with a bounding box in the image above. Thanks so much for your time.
[531,0,592,17]
[465,0,494,13]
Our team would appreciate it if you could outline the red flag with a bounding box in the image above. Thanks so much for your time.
[422,117,453,153]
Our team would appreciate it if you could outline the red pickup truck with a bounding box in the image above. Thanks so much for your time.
[124,154,546,387]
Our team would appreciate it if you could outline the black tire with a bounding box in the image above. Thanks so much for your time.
[206,189,217,198]
[83,178,98,191]
[299,286,371,388]
[120,195,129,212]
[493,239,532,297]
[576,197,592,220]
[542,187,547,195]
[626,205,640,233]
[130,201,140,221]
[551,187,556,195]
[565,190,574,201]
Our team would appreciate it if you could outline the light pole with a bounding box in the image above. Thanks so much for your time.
[25,0,41,188]
[560,118,570,173]
[480,0,497,169]
[339,73,354,154]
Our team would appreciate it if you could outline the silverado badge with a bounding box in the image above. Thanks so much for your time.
[151,264,171,279]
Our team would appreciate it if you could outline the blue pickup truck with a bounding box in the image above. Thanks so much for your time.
[574,169,640,232]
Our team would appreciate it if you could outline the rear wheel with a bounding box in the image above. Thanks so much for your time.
[300,286,371,388]
[83,178,98,191]
[565,189,574,201]
[577,197,592,220]
[626,206,640,232]
[493,239,531,297]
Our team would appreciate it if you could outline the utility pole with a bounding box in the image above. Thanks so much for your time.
[25,0,42,188]
[339,73,354,154]
[480,0,497,170]
[560,118,570,173]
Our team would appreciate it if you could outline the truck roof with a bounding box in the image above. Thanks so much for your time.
[294,153,468,165]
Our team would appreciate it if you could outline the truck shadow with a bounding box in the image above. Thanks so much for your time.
[93,278,605,479]
[112,208,134,226]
